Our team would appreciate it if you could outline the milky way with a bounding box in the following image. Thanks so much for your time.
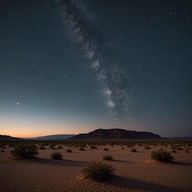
[58,0,127,116]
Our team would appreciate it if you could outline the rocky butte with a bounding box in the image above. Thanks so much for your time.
[69,128,162,141]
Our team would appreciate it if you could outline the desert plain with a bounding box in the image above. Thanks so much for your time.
[0,140,192,192]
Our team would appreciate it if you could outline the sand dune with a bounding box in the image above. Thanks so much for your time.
[0,143,191,192]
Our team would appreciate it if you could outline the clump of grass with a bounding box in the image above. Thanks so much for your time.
[172,150,177,153]
[1,146,6,149]
[145,146,151,150]
[39,146,46,150]
[51,152,63,160]
[151,149,174,162]
[90,145,97,149]
[82,161,114,181]
[66,149,72,153]
[1,149,5,152]
[104,148,108,151]
[57,145,63,149]
[103,155,113,161]
[79,147,85,151]
[127,144,134,148]
[50,144,56,150]
[11,143,38,159]
[176,147,184,151]
[131,148,137,152]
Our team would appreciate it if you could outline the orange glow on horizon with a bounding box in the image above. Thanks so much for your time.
[0,120,98,138]
[0,114,158,138]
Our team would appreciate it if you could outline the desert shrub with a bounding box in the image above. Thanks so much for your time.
[1,149,5,152]
[151,149,174,162]
[185,150,190,153]
[177,147,184,151]
[131,148,137,152]
[79,147,85,151]
[104,148,108,151]
[127,144,134,148]
[79,144,87,148]
[121,147,124,149]
[50,144,56,150]
[51,152,63,160]
[39,146,46,150]
[57,145,63,149]
[103,155,113,161]
[66,149,72,153]
[11,143,38,159]
[90,145,97,149]
[172,150,177,153]
[145,146,151,150]
[82,161,114,181]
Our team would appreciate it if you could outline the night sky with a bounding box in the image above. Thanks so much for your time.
[0,0,192,137]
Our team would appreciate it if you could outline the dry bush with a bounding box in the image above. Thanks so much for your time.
[103,155,113,161]
[11,143,38,159]
[51,152,63,160]
[131,148,137,152]
[151,149,174,162]
[82,161,114,181]
[66,149,72,153]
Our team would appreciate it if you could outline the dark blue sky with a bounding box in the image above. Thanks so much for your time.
[0,0,191,137]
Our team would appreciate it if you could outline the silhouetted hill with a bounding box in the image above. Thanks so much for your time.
[69,128,162,140]
[0,135,21,140]
[32,134,76,140]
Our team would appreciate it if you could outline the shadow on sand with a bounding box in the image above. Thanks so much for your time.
[173,161,192,167]
[108,175,185,192]
[29,157,87,167]
[112,160,134,163]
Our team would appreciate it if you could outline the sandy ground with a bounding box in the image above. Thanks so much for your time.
[0,142,192,192]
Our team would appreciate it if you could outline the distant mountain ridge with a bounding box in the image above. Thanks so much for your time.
[31,134,76,140]
[69,128,162,140]
[0,135,21,140]
[171,137,192,140]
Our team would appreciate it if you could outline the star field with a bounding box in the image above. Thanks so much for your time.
[0,0,192,137]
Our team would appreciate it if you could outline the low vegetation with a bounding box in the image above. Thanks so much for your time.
[103,155,113,161]
[131,148,137,152]
[39,146,46,150]
[66,149,72,153]
[57,145,63,149]
[82,161,114,181]
[151,149,174,162]
[51,152,63,160]
[50,144,56,150]
[90,145,97,149]
[79,147,85,151]
[145,146,151,150]
[11,143,38,159]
